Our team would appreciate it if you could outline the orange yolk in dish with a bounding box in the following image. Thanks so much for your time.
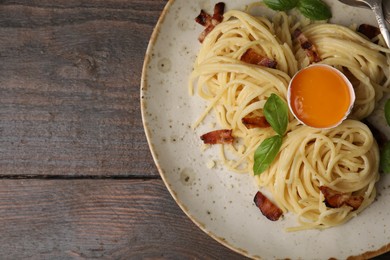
[289,65,353,128]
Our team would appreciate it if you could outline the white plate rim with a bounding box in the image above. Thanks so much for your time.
[141,1,261,257]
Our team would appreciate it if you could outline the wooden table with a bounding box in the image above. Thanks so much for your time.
[0,0,247,258]
[0,1,387,259]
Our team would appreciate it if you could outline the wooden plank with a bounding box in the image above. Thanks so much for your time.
[0,0,166,176]
[0,179,246,259]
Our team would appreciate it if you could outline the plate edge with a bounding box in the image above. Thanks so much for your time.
[138,0,260,258]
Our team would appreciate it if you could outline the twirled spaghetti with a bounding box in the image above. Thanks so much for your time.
[256,120,379,231]
[189,8,389,230]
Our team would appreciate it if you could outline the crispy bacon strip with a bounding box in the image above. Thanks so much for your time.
[293,29,321,63]
[319,186,364,211]
[254,191,283,221]
[197,26,215,43]
[241,49,277,68]
[358,24,380,40]
[200,129,233,144]
[212,2,225,23]
[242,116,270,129]
[195,2,225,43]
[195,10,212,26]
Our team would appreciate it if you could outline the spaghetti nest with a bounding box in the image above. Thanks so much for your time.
[189,9,390,230]
[257,120,379,231]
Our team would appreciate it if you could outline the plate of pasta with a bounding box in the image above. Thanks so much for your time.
[141,0,390,259]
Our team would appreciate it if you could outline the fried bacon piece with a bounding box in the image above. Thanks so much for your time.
[254,191,283,221]
[195,10,213,43]
[200,129,234,144]
[293,29,321,63]
[358,24,380,40]
[197,26,215,43]
[319,186,364,211]
[240,49,277,69]
[242,116,270,129]
[212,2,225,23]
[195,2,225,43]
[195,10,212,26]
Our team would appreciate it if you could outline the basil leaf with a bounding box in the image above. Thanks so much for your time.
[385,99,390,126]
[380,141,390,173]
[264,93,289,136]
[253,135,283,175]
[297,0,332,20]
[263,0,298,11]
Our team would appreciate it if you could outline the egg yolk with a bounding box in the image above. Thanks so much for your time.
[290,66,351,128]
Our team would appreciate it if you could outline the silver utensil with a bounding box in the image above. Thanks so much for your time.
[339,0,390,23]
[339,0,390,48]
[384,0,390,24]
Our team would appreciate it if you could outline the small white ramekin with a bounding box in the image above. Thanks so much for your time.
[287,64,356,129]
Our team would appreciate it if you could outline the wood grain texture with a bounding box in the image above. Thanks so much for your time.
[0,1,251,258]
[0,0,163,176]
[0,179,246,259]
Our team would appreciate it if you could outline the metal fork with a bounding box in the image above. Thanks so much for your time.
[339,0,390,47]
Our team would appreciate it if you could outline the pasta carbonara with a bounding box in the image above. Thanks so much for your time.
[189,7,390,231]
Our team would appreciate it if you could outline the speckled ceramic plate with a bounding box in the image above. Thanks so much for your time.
[141,1,390,259]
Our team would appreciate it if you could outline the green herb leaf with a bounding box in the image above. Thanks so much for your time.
[263,93,289,136]
[385,99,390,126]
[263,0,299,11]
[253,135,283,175]
[380,141,390,173]
[297,0,332,20]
